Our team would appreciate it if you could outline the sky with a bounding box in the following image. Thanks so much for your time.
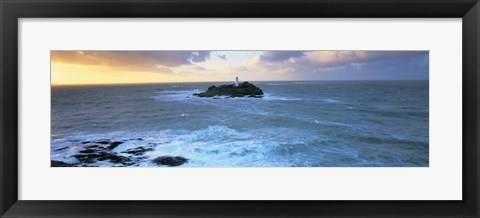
[51,50,429,85]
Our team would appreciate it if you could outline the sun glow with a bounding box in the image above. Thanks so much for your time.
[51,50,429,85]
[51,62,187,85]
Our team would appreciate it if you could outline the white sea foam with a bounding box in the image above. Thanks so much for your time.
[262,93,303,101]
[322,98,343,103]
[154,89,307,101]
[51,125,333,167]
[51,81,429,167]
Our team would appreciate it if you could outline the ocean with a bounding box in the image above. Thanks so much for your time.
[51,80,429,167]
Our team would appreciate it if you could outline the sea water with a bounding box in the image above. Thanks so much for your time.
[51,80,429,167]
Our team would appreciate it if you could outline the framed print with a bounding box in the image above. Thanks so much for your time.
[1,0,479,217]
[48,50,430,168]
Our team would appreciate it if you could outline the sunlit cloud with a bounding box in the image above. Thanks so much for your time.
[51,51,211,72]
[156,65,173,74]
[193,65,207,71]
[51,50,428,85]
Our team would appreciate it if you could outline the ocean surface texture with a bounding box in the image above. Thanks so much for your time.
[51,81,429,167]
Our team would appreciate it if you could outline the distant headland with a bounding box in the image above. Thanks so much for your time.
[194,77,264,98]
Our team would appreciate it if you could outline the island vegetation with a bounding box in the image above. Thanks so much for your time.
[194,81,264,98]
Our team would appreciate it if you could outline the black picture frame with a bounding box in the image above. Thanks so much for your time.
[1,0,479,217]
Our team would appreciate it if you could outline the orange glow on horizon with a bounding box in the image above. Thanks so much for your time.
[51,62,195,85]
[51,50,429,85]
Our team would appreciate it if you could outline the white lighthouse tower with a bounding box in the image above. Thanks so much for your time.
[235,76,239,86]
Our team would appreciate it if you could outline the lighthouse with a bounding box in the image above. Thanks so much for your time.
[235,76,239,86]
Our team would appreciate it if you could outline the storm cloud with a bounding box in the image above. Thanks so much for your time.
[260,51,304,61]
[249,50,428,79]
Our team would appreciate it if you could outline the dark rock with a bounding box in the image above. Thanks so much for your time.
[79,149,96,154]
[97,153,132,164]
[73,151,132,165]
[81,141,92,144]
[73,153,99,164]
[51,160,75,167]
[55,146,69,151]
[122,146,154,155]
[96,140,111,144]
[152,156,188,166]
[107,141,124,149]
[193,81,263,98]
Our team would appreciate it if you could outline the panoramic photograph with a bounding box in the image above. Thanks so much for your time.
[51,50,429,167]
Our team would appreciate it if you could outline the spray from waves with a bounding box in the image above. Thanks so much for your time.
[150,90,344,128]
[51,123,415,167]
[322,98,344,103]
[152,89,307,102]
[150,90,352,130]
[51,125,334,167]
[151,89,345,104]
[262,93,303,101]
[52,81,429,167]
[150,90,309,118]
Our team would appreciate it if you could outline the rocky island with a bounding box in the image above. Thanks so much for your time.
[194,77,264,98]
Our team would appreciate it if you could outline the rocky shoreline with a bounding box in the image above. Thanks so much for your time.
[194,81,264,98]
[51,139,188,167]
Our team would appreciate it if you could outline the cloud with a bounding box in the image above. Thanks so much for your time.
[261,51,304,61]
[218,54,227,60]
[235,66,249,72]
[156,65,173,74]
[193,65,207,71]
[249,50,428,75]
[302,51,425,67]
[52,50,428,81]
[51,51,211,72]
